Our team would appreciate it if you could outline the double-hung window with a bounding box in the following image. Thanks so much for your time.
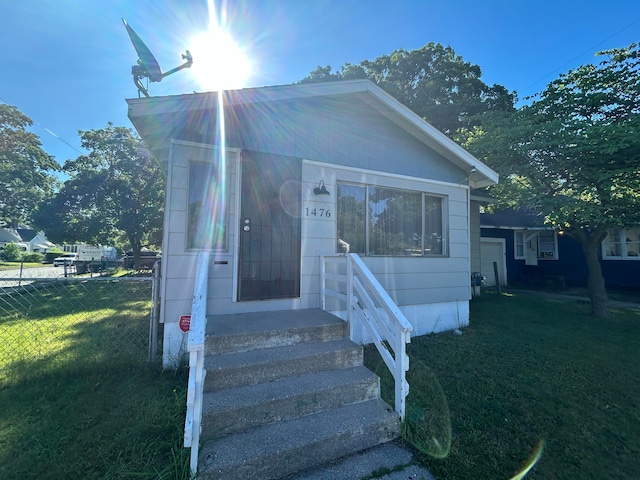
[337,183,447,256]
[514,232,525,259]
[603,227,640,259]
[537,231,557,259]
[514,230,558,260]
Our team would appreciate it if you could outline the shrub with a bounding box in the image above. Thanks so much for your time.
[0,243,23,262]
[23,252,44,263]
[44,250,63,263]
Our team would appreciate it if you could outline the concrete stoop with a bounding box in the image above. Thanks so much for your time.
[197,309,401,480]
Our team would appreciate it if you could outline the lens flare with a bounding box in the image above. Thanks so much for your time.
[188,1,251,92]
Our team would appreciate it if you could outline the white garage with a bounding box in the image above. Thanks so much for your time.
[480,238,507,286]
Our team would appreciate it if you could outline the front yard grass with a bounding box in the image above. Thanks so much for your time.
[366,291,640,480]
[3,282,638,479]
[0,281,189,479]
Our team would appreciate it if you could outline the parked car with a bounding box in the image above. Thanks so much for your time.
[53,252,78,267]
[123,250,160,269]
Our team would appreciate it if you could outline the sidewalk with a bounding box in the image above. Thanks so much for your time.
[510,289,640,311]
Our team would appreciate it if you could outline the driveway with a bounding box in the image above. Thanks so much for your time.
[0,265,93,288]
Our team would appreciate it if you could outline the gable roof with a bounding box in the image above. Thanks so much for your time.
[0,228,23,243]
[481,207,550,230]
[127,79,498,188]
[16,228,37,242]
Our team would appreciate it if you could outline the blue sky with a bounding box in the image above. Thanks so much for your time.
[1,0,639,166]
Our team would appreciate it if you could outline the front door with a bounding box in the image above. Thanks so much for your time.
[238,151,301,301]
[525,232,539,266]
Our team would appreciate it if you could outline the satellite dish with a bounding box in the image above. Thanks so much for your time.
[123,19,193,97]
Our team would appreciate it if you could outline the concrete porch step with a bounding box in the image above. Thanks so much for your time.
[198,397,401,480]
[205,309,348,355]
[203,338,362,391]
[201,365,380,437]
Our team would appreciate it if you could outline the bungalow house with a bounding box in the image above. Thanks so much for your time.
[19,230,56,253]
[0,227,55,253]
[127,80,498,477]
[481,208,640,289]
[127,80,498,364]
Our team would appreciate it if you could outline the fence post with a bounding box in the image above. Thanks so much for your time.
[493,261,502,294]
[148,261,160,361]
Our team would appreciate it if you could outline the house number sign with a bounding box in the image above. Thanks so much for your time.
[304,206,331,219]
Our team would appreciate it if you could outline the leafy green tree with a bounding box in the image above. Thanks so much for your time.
[0,104,59,227]
[465,44,640,318]
[34,124,164,268]
[301,43,515,136]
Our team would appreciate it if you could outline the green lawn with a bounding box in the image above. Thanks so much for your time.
[366,292,640,480]
[0,281,189,480]
[3,284,638,479]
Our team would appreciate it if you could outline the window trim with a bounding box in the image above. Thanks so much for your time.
[514,231,525,259]
[537,230,558,260]
[513,230,558,260]
[602,227,640,260]
[336,181,448,257]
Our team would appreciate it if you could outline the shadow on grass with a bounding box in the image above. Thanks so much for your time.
[0,280,152,326]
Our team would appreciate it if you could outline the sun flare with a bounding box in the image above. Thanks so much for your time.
[188,27,251,92]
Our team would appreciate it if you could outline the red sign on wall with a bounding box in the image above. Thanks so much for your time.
[179,315,191,332]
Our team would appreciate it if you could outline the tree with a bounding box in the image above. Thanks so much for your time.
[34,124,165,267]
[0,104,59,227]
[300,43,515,136]
[465,44,640,318]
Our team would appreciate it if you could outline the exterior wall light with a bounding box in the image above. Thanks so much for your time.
[313,180,330,195]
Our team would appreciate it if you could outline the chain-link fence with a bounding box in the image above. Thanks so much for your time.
[0,266,159,384]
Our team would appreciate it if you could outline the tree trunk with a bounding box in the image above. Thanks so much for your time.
[580,233,610,319]
[130,236,142,270]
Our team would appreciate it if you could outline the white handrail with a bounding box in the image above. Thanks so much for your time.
[320,253,412,419]
[184,252,209,475]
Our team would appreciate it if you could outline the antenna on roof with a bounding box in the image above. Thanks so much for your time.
[122,19,193,98]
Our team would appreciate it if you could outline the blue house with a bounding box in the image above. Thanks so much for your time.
[480,208,640,289]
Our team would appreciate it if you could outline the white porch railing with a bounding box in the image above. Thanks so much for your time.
[184,252,209,475]
[320,253,412,420]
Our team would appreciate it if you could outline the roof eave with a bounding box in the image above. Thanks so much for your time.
[127,80,499,188]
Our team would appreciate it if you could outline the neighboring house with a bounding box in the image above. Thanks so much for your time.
[0,227,56,254]
[481,208,640,289]
[21,230,56,253]
[127,79,498,366]
[0,228,25,251]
